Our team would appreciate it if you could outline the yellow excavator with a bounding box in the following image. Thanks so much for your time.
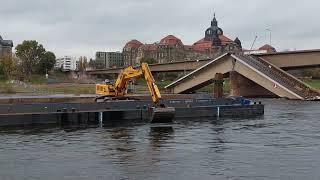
[95,63,175,123]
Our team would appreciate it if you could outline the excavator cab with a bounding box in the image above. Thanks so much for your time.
[95,63,175,123]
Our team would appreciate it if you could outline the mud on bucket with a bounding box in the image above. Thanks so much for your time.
[149,107,175,123]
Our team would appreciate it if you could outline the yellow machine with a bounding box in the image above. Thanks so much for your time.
[96,63,175,123]
[96,63,161,104]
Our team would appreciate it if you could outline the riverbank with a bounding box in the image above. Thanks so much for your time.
[0,77,319,95]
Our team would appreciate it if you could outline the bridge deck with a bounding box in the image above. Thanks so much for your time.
[86,49,320,75]
[165,54,320,100]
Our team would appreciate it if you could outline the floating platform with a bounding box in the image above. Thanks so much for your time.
[0,95,264,127]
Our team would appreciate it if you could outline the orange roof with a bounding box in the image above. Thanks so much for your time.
[194,38,210,45]
[219,35,233,45]
[259,44,276,52]
[192,35,234,50]
[193,38,212,51]
[160,35,184,46]
[142,44,158,51]
[124,39,143,49]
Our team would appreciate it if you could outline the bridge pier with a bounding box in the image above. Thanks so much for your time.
[229,71,277,98]
[213,73,224,98]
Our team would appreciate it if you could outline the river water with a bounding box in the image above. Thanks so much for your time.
[0,99,319,180]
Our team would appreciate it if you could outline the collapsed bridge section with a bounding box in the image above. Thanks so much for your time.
[165,53,320,100]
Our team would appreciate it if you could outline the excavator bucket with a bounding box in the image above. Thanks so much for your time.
[150,107,175,123]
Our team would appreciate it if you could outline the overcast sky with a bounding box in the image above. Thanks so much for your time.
[1,0,319,59]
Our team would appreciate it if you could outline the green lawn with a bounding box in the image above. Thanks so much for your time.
[303,79,320,89]
[196,79,230,93]
[27,74,47,84]
[34,84,95,94]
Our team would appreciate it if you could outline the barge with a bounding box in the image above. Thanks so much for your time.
[0,95,264,126]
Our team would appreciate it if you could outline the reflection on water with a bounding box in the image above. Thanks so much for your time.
[0,99,320,179]
[149,126,174,149]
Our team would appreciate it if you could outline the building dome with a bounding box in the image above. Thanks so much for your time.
[234,37,242,48]
[160,35,183,46]
[259,44,276,52]
[124,39,143,49]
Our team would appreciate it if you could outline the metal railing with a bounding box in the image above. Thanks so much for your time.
[235,54,319,99]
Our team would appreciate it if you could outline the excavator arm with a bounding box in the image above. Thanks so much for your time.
[140,63,162,104]
[113,66,143,96]
[96,63,162,104]
[95,63,175,123]
[96,63,175,123]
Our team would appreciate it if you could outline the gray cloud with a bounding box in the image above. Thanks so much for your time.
[1,0,319,58]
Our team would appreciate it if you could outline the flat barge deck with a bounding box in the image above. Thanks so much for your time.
[0,94,264,126]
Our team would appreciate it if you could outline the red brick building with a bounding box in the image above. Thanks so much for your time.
[123,15,242,66]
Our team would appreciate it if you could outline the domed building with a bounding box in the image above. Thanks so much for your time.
[156,35,186,63]
[193,14,242,52]
[123,39,143,66]
[259,44,276,53]
[122,14,243,66]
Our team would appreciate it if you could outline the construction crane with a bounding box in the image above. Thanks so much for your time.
[95,63,175,123]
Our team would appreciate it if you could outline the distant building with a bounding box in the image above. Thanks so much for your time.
[193,14,242,52]
[54,56,78,71]
[95,51,123,69]
[258,44,277,53]
[122,14,242,66]
[122,40,143,66]
[243,44,277,55]
[0,35,13,61]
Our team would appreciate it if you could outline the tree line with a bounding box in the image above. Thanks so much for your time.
[0,40,56,80]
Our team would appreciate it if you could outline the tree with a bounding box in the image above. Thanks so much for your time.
[0,61,4,77]
[88,58,96,69]
[78,56,88,71]
[140,57,156,64]
[1,53,16,79]
[15,40,46,76]
[37,51,56,74]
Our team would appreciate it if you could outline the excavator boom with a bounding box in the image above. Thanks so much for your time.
[95,63,175,123]
[96,63,162,104]
[141,63,162,104]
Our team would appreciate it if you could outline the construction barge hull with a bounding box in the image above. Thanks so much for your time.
[0,96,264,127]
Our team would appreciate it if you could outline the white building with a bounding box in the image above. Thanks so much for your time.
[54,56,78,71]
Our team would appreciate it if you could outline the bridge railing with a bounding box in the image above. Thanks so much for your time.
[235,54,317,99]
[250,55,319,98]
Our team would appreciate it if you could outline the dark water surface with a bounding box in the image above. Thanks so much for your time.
[0,99,319,180]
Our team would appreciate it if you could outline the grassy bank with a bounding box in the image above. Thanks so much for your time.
[196,79,230,93]
[34,84,96,94]
[0,76,319,95]
[303,79,320,89]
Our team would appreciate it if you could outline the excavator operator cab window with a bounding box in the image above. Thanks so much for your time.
[104,79,111,85]
[127,80,134,93]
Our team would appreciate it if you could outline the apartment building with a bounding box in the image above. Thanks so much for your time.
[54,56,78,71]
[95,51,123,69]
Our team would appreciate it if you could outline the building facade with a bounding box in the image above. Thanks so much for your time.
[95,51,123,69]
[122,14,242,66]
[54,56,78,71]
[0,36,13,61]
[123,40,143,66]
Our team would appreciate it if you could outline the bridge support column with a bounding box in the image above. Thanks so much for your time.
[213,73,224,98]
[229,71,277,98]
